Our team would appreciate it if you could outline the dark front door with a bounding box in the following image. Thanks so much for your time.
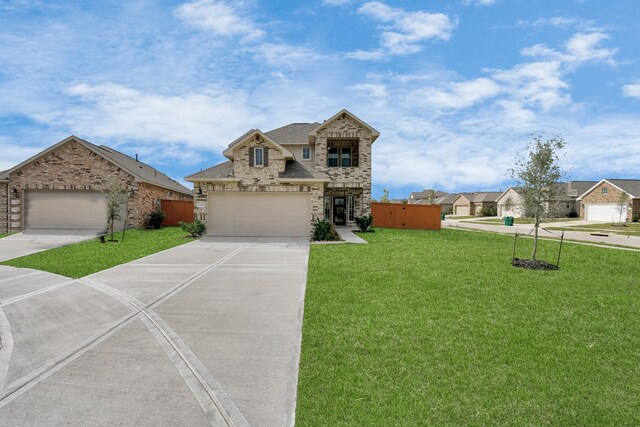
[333,197,346,225]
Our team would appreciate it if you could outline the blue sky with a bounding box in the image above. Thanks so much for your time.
[1,0,639,199]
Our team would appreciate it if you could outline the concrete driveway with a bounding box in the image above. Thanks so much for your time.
[0,229,103,262]
[0,236,309,426]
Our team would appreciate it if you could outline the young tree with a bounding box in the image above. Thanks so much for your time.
[503,196,515,216]
[510,135,567,261]
[102,176,126,242]
[380,188,390,203]
[615,191,630,224]
[423,190,437,204]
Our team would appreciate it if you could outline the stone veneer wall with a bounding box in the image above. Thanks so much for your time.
[0,182,7,234]
[233,135,287,186]
[579,182,633,221]
[313,113,372,216]
[3,139,190,231]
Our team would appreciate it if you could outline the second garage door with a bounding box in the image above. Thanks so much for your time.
[25,190,108,230]
[207,192,311,237]
[585,203,627,222]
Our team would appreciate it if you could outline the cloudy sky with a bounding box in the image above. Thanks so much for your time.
[1,0,639,199]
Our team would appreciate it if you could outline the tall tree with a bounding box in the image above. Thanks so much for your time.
[510,135,567,261]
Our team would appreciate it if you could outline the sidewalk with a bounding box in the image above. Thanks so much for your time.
[444,218,640,249]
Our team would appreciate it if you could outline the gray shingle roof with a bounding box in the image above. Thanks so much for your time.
[607,179,640,198]
[265,123,320,145]
[471,192,502,203]
[435,193,459,204]
[279,161,328,180]
[184,161,234,180]
[410,189,448,199]
[91,144,191,194]
[566,181,598,197]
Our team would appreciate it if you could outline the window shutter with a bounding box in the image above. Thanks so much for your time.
[249,147,254,167]
[264,147,269,167]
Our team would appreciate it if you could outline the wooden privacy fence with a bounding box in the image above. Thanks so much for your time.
[160,199,194,226]
[371,202,441,230]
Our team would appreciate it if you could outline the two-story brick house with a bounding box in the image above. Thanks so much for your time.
[185,109,379,237]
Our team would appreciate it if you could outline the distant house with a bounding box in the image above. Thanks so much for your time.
[577,179,640,222]
[432,193,458,214]
[496,180,598,218]
[408,189,448,204]
[452,192,501,216]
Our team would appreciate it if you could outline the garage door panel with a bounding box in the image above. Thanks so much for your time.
[455,205,470,216]
[586,203,627,222]
[208,192,310,237]
[25,191,108,230]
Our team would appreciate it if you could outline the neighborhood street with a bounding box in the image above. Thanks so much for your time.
[444,218,640,250]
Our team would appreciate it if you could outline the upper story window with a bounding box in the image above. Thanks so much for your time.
[327,139,359,168]
[302,146,311,160]
[254,147,264,167]
[602,186,608,194]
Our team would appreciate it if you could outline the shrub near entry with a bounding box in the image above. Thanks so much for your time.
[313,219,340,241]
[354,214,374,232]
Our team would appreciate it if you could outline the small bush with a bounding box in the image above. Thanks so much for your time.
[632,213,640,223]
[568,210,578,218]
[179,220,206,237]
[146,210,166,229]
[313,219,341,241]
[479,206,497,217]
[354,214,374,232]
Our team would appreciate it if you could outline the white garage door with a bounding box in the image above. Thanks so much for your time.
[585,203,627,222]
[454,205,470,216]
[207,192,311,237]
[25,190,108,230]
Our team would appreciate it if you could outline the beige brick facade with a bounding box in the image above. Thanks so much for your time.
[0,182,7,234]
[579,181,636,221]
[1,139,190,232]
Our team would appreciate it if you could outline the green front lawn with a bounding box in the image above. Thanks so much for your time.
[550,222,640,237]
[0,227,196,278]
[297,228,640,426]
[0,234,8,239]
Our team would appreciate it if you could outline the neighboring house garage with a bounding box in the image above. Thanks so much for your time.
[24,190,109,230]
[578,179,640,222]
[0,136,192,234]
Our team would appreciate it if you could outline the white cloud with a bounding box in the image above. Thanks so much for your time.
[321,0,352,5]
[411,78,501,110]
[521,32,618,66]
[247,43,325,67]
[622,82,640,99]
[63,83,264,156]
[349,1,454,60]
[174,0,264,41]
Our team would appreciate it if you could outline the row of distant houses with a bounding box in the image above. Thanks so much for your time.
[407,178,640,222]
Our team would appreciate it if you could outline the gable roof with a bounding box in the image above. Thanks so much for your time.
[0,136,190,194]
[453,192,501,204]
[578,179,640,200]
[222,129,294,161]
[265,123,320,145]
[435,193,459,204]
[409,189,449,200]
[308,109,380,143]
[566,181,598,197]
[185,160,329,183]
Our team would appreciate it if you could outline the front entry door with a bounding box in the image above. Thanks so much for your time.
[333,197,346,225]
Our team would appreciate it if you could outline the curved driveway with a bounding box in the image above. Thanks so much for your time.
[0,236,309,426]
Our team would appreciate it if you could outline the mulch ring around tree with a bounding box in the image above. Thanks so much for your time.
[512,258,559,270]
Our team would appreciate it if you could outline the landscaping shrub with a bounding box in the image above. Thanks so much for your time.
[568,210,578,218]
[179,220,206,237]
[632,213,639,223]
[354,214,374,232]
[479,206,497,217]
[313,219,340,241]
[146,210,166,229]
